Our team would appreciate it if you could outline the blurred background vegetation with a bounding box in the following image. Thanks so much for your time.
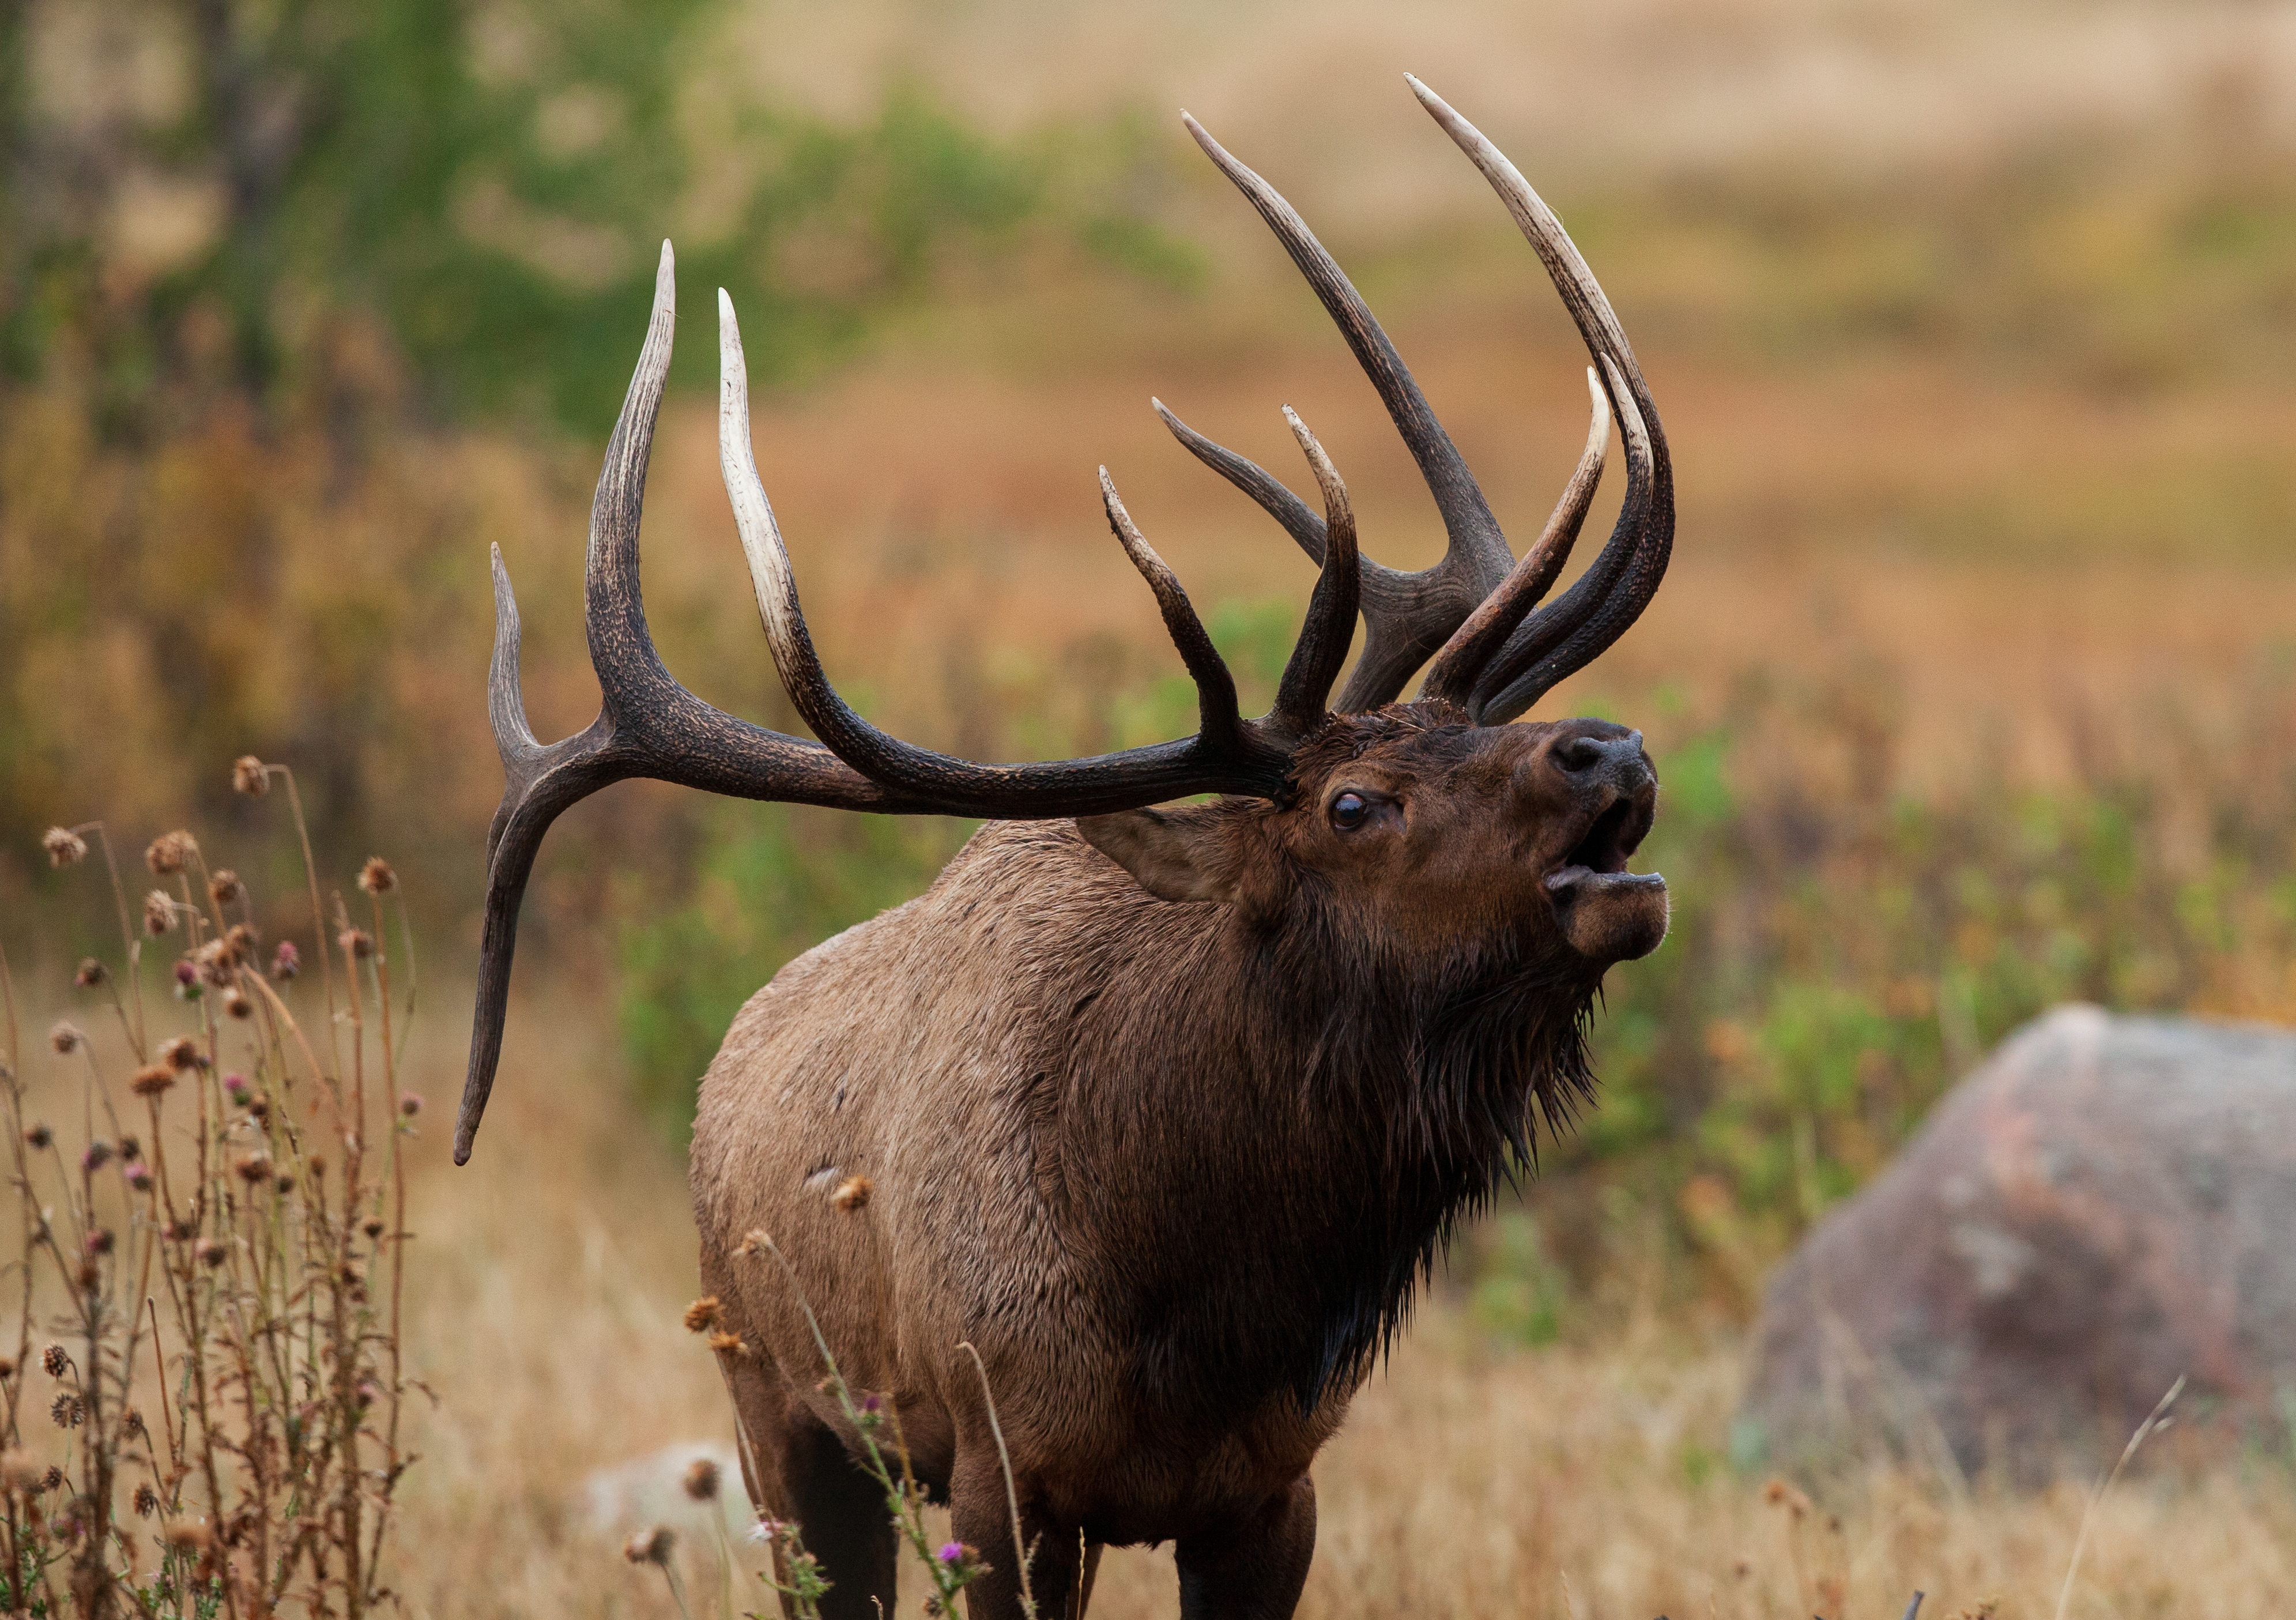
[4,0,2294,1333]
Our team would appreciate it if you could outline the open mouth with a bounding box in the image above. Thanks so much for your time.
[1544,795,1652,891]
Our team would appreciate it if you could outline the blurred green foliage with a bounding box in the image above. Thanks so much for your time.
[0,0,1189,432]
[0,0,1192,868]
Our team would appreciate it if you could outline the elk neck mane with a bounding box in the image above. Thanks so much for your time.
[989,781,1605,1419]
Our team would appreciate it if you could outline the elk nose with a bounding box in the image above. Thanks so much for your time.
[1550,730,1653,794]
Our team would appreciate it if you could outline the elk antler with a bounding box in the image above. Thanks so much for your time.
[1159,78,1671,722]
[461,84,1669,1161]
[457,246,1359,1163]
[1407,76,1672,724]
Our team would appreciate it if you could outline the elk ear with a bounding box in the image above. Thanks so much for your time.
[1076,807,1247,906]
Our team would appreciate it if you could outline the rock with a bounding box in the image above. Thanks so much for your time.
[1741,1005,2296,1481]
[582,1439,749,1541]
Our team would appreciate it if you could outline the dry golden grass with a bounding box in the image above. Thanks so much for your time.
[361,997,2296,1619]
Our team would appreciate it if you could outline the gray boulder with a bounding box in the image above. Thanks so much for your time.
[1742,1005,2296,1481]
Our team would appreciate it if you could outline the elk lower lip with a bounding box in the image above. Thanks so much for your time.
[1545,865,1664,896]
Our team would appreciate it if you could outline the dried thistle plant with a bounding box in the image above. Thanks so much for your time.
[654,1234,1030,1620]
[0,758,421,1616]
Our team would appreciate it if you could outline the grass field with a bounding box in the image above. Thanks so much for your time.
[356,999,2295,1619]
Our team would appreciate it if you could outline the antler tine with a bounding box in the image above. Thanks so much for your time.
[719,289,1295,813]
[1098,468,1247,755]
[1475,356,1656,723]
[1419,367,1608,709]
[1151,396,1326,566]
[1152,398,1466,715]
[1271,409,1361,734]
[1178,112,1513,712]
[457,244,913,1166]
[1403,76,1675,725]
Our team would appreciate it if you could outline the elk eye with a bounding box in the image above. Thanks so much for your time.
[1329,792,1369,830]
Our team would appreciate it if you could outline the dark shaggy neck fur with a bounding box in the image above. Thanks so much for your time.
[1077,869,1607,1426]
[1271,914,1604,1410]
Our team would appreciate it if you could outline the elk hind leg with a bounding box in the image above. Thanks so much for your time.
[724,1356,896,1620]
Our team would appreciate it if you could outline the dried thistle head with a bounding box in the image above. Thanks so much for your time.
[84,1229,112,1257]
[224,921,261,963]
[681,1457,721,1501]
[125,1162,153,1192]
[50,1392,83,1429]
[208,869,242,906]
[42,827,88,867]
[234,1153,273,1185]
[48,1022,82,1056]
[358,857,397,895]
[224,988,253,1020]
[707,1331,747,1358]
[144,890,176,936]
[145,830,197,876]
[72,957,107,989]
[232,756,270,796]
[831,1174,873,1212]
[338,926,375,960]
[736,1229,772,1259]
[683,1296,721,1333]
[23,1124,51,1151]
[161,1519,212,1550]
[194,1238,228,1269]
[132,1484,157,1517]
[157,1036,200,1072]
[194,937,234,986]
[79,1140,111,1172]
[40,1344,67,1378]
[398,1091,423,1117]
[623,1525,677,1566]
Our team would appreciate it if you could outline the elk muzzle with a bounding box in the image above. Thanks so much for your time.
[1530,728,1667,964]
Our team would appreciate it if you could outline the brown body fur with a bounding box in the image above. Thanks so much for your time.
[688,712,1665,1619]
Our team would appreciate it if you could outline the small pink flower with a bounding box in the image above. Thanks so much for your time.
[125,1162,153,1192]
[938,1542,966,1566]
[223,1073,250,1102]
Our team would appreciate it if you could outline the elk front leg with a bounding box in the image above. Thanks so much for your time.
[948,1455,1082,1620]
[1175,1476,1316,1620]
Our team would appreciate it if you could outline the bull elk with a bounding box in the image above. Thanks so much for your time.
[457,78,1671,1620]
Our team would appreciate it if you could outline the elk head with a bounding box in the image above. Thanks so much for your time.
[453,76,1673,1164]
